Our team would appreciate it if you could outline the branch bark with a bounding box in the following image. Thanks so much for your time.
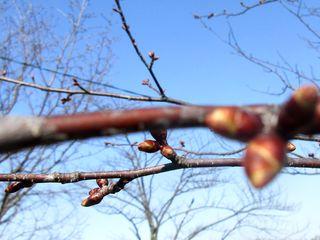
[0,105,273,153]
[0,157,318,184]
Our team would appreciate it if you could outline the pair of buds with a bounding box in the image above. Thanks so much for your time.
[138,129,177,161]
[205,85,317,188]
[81,179,109,207]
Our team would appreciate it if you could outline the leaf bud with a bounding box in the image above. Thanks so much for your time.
[243,133,286,188]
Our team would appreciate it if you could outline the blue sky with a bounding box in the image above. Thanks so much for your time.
[5,0,320,239]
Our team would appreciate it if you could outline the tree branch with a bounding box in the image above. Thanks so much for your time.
[0,158,318,184]
[113,0,166,98]
[0,105,273,153]
[0,76,187,105]
[193,0,279,19]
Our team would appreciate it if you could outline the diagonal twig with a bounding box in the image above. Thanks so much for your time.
[113,0,166,98]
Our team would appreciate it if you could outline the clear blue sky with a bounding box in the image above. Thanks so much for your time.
[11,0,320,239]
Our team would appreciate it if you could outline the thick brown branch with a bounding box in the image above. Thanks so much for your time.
[0,105,271,153]
[0,158,318,184]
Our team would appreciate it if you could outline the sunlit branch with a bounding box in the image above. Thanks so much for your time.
[0,158,318,184]
[0,105,273,153]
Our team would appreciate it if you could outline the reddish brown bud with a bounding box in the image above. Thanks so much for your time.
[160,145,177,160]
[243,133,286,188]
[286,142,296,152]
[81,193,103,207]
[5,181,33,193]
[81,196,102,207]
[138,140,160,153]
[277,85,318,136]
[148,51,159,60]
[96,179,108,188]
[89,187,101,196]
[148,51,155,58]
[205,107,263,141]
[293,85,318,108]
[150,129,167,145]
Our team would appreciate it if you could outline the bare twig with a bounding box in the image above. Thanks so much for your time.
[113,0,166,98]
[0,76,187,105]
[293,135,320,142]
[0,56,148,97]
[193,0,278,19]
[105,141,246,156]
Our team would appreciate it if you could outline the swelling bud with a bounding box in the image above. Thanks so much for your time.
[96,179,108,188]
[5,181,33,193]
[243,133,286,188]
[89,187,101,196]
[277,85,318,136]
[205,107,262,141]
[286,142,296,152]
[150,129,168,145]
[81,192,103,207]
[138,140,160,153]
[160,145,177,160]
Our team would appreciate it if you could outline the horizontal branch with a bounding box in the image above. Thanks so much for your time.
[293,135,320,142]
[0,158,318,184]
[0,76,187,105]
[0,105,274,153]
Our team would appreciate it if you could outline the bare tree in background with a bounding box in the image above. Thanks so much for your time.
[0,1,114,238]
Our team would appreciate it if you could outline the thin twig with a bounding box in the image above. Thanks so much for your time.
[193,0,278,19]
[293,135,320,142]
[113,0,166,98]
[0,76,187,105]
[0,56,148,97]
[105,141,246,156]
